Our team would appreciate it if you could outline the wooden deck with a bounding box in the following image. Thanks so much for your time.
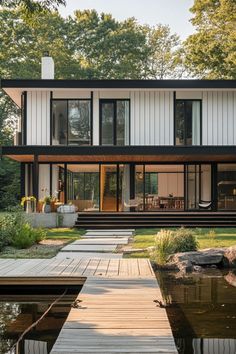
[0,258,177,353]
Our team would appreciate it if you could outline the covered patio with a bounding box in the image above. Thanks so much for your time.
[2,145,236,213]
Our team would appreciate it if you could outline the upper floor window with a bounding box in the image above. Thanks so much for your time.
[175,100,201,146]
[100,99,130,145]
[52,99,91,145]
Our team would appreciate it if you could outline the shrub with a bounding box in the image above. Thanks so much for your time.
[33,228,46,243]
[151,229,175,265]
[150,227,198,265]
[0,210,25,251]
[12,223,36,249]
[0,210,46,250]
[173,227,198,252]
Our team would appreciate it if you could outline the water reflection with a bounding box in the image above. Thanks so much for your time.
[0,294,76,354]
[157,270,236,354]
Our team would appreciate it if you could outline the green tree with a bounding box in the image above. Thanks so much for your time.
[184,0,236,79]
[68,10,148,79]
[0,91,20,210]
[144,24,184,79]
[0,0,66,13]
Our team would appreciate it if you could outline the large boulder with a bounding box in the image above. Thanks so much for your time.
[225,271,236,287]
[223,246,236,268]
[166,248,225,272]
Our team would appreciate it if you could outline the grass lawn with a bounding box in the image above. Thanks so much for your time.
[0,228,85,259]
[46,228,85,239]
[128,227,236,258]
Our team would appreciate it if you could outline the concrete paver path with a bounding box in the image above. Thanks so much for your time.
[57,229,134,259]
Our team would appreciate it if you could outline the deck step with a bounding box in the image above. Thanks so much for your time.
[75,212,236,228]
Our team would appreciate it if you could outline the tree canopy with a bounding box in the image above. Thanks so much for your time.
[0,0,66,13]
[184,0,236,79]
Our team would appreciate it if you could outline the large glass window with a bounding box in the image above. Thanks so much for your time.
[218,164,236,210]
[52,100,91,145]
[100,100,130,145]
[135,165,184,211]
[67,164,99,211]
[175,100,201,146]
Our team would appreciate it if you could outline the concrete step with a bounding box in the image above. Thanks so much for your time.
[73,238,129,245]
[55,252,123,259]
[60,244,118,253]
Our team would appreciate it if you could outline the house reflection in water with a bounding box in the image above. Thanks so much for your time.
[157,270,236,354]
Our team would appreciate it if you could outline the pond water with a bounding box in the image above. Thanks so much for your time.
[157,270,236,354]
[0,286,80,354]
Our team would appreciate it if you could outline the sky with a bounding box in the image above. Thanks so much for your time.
[59,0,195,40]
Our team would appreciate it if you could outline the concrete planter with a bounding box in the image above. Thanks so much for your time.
[25,212,78,228]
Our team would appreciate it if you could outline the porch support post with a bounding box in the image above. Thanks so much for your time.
[64,163,67,204]
[130,163,135,200]
[49,163,52,196]
[20,163,25,199]
[212,163,218,211]
[32,155,39,201]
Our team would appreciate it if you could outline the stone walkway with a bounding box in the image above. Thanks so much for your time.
[56,229,134,259]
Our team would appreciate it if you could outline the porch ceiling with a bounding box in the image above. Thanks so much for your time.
[2,145,236,163]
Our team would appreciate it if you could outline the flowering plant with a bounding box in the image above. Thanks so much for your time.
[21,196,36,206]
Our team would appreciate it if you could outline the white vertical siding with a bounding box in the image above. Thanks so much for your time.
[130,90,174,145]
[27,91,50,145]
[93,91,99,145]
[202,91,236,145]
[25,88,236,148]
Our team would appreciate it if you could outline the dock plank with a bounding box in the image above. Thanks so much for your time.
[51,277,177,354]
[0,257,177,354]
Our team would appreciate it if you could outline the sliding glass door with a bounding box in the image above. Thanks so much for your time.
[100,165,118,211]
[186,164,212,210]
[100,164,130,212]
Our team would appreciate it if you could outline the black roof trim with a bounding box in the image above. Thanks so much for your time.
[2,145,236,156]
[1,79,236,89]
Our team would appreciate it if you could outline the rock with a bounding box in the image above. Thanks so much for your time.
[223,246,236,268]
[193,265,203,272]
[165,248,225,272]
[225,271,236,287]
[208,264,218,269]
[179,260,193,273]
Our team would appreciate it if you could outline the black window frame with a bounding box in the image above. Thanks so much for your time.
[51,97,93,146]
[174,98,202,146]
[99,99,130,146]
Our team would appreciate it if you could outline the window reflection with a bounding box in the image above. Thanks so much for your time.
[100,100,130,145]
[52,100,91,145]
[175,100,201,146]
[218,164,236,210]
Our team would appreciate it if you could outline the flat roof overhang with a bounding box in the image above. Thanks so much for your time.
[2,79,236,89]
[2,146,236,163]
[1,79,236,107]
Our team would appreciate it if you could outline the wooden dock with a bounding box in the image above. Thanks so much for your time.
[0,258,178,353]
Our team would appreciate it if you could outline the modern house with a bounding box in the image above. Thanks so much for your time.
[1,55,236,227]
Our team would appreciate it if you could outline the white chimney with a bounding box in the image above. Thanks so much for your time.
[41,52,54,79]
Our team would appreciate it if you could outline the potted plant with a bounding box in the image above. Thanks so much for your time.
[42,196,52,213]
[50,196,58,212]
[21,196,36,213]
